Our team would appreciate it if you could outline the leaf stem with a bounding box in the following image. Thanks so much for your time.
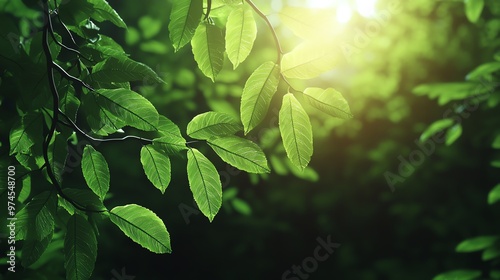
[245,0,283,63]
[58,110,154,144]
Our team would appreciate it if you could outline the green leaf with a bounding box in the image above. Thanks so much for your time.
[456,236,498,252]
[15,191,57,240]
[187,148,222,222]
[169,0,203,51]
[488,184,500,205]
[90,57,164,84]
[82,35,128,61]
[445,124,462,146]
[483,247,500,261]
[9,112,43,155]
[420,119,454,142]
[153,136,187,155]
[21,232,53,268]
[413,82,490,105]
[82,92,126,136]
[191,22,225,81]
[231,198,252,216]
[279,93,314,170]
[278,7,333,39]
[225,6,257,69]
[60,85,81,122]
[93,88,159,131]
[157,115,184,139]
[465,0,484,23]
[82,145,110,200]
[187,111,242,140]
[87,0,127,28]
[467,62,500,81]
[240,61,280,134]
[285,159,320,182]
[64,214,98,280]
[18,174,31,203]
[303,88,352,119]
[492,134,500,149]
[433,270,481,280]
[491,270,500,279]
[140,145,171,194]
[281,41,339,79]
[61,188,107,213]
[47,132,69,184]
[208,136,270,173]
[109,204,172,253]
[139,16,162,39]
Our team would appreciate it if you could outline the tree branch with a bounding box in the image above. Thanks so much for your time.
[42,0,105,214]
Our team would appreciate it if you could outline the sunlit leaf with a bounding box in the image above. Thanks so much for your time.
[483,247,500,261]
[169,0,203,51]
[464,0,484,23]
[492,134,500,149]
[420,119,454,142]
[153,136,187,155]
[187,111,242,140]
[488,184,500,205]
[93,88,159,131]
[433,270,482,280]
[240,61,280,134]
[278,6,333,39]
[82,92,126,136]
[303,88,352,119]
[467,62,500,81]
[231,198,252,216]
[140,145,171,194]
[139,16,162,39]
[88,0,126,28]
[456,236,498,252]
[157,115,184,139]
[82,145,110,200]
[110,204,172,253]
[281,41,339,79]
[279,93,313,170]
[191,22,225,81]
[187,148,222,222]
[445,124,462,146]
[413,82,490,105]
[225,6,257,69]
[64,214,98,280]
[208,136,270,173]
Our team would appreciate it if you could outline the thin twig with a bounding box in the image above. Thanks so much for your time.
[58,109,154,144]
[245,0,283,63]
[52,61,94,91]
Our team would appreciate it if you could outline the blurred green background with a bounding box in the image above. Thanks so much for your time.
[5,0,500,279]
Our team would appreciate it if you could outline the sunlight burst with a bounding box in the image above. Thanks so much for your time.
[305,0,378,23]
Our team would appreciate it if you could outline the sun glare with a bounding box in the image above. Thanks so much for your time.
[305,0,378,23]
